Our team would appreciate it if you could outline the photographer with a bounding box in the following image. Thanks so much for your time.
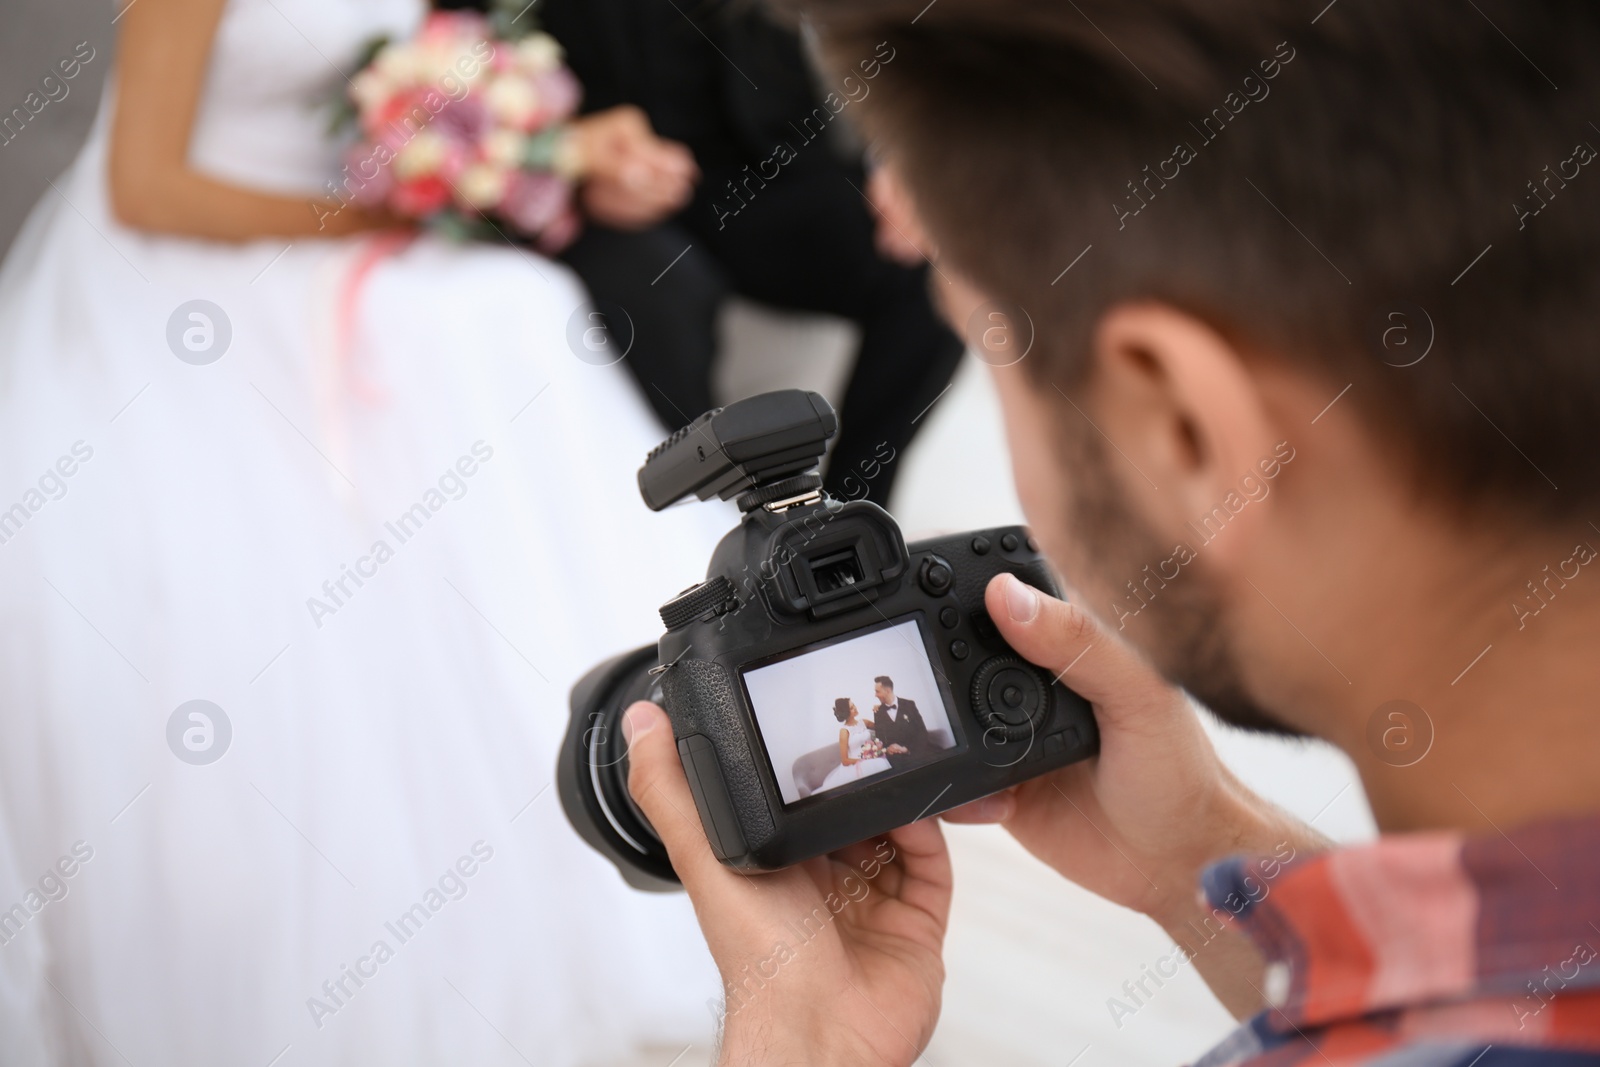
[621,2,1600,1064]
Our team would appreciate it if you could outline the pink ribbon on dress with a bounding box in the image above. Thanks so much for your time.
[334,229,417,406]
[312,229,416,503]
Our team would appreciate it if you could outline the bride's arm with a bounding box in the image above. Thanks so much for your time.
[108,0,394,240]
[837,729,856,766]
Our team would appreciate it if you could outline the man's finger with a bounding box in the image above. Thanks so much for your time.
[985,572,1177,719]
[879,818,953,926]
[939,790,1016,824]
[623,701,731,894]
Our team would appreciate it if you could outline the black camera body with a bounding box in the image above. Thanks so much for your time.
[559,390,1099,890]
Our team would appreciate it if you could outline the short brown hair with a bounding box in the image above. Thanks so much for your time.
[783,0,1600,519]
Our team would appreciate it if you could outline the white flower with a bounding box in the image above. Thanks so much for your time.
[457,163,510,209]
[393,129,449,179]
[515,34,564,75]
[485,75,540,128]
[483,128,527,168]
[374,44,420,85]
[350,68,393,112]
[421,41,467,83]
[413,46,449,84]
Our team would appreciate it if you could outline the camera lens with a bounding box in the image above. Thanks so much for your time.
[557,646,682,891]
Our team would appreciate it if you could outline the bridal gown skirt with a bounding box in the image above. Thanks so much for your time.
[819,756,894,793]
[0,111,733,1065]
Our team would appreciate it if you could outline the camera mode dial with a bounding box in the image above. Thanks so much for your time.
[659,576,738,632]
[970,655,1051,743]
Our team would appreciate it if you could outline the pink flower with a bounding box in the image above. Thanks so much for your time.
[433,96,488,143]
[419,11,488,44]
[500,171,571,234]
[533,68,581,125]
[392,175,450,217]
[371,90,441,146]
[535,203,583,253]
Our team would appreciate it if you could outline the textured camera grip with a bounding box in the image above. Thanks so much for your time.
[661,658,777,849]
[1013,555,1063,599]
[925,528,1062,617]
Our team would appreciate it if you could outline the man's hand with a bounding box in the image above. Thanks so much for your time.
[887,743,907,755]
[568,105,698,230]
[625,701,951,1066]
[944,574,1319,1016]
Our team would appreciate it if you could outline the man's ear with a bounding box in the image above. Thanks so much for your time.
[1081,302,1284,565]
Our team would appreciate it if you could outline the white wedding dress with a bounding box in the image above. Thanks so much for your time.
[0,1,732,1063]
[817,720,893,792]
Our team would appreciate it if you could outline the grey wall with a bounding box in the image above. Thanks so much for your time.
[0,0,116,257]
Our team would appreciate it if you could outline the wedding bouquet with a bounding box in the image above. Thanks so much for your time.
[859,737,887,761]
[339,10,584,249]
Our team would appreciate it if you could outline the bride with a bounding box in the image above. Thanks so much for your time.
[0,0,731,1064]
[818,698,894,792]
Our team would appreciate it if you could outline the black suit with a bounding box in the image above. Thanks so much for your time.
[872,698,930,769]
[538,0,964,504]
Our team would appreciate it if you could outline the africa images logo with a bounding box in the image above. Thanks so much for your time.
[167,700,232,765]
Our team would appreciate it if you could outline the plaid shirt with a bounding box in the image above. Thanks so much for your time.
[1194,815,1600,1066]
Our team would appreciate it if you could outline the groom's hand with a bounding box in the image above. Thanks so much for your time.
[572,106,699,230]
[624,700,952,1067]
[887,743,907,755]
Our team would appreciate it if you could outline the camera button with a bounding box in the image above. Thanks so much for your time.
[950,639,969,660]
[1000,532,1021,552]
[1026,534,1040,553]
[939,607,960,629]
[918,555,955,596]
[970,536,991,555]
[1043,732,1066,758]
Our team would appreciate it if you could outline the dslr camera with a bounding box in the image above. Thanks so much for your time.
[558,390,1099,890]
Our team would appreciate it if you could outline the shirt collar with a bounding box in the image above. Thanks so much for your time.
[1202,813,1600,1032]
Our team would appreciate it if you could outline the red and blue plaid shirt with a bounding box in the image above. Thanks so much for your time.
[1194,815,1600,1066]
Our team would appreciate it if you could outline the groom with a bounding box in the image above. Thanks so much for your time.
[870,675,928,769]
[538,0,965,505]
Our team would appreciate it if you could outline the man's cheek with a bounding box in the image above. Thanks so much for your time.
[988,367,1076,548]
[934,270,991,338]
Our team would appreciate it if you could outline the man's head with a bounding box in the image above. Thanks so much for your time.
[874,676,894,705]
[788,2,1600,760]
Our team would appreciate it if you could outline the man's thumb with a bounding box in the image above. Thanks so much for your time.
[985,572,1173,714]
[623,702,723,889]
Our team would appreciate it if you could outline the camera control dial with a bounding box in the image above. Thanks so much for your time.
[659,576,738,632]
[970,655,1051,743]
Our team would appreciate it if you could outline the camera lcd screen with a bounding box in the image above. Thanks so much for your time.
[741,617,962,807]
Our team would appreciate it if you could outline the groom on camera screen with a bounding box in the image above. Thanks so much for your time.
[870,675,928,768]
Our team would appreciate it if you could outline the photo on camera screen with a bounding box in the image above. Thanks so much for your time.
[740,617,962,806]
